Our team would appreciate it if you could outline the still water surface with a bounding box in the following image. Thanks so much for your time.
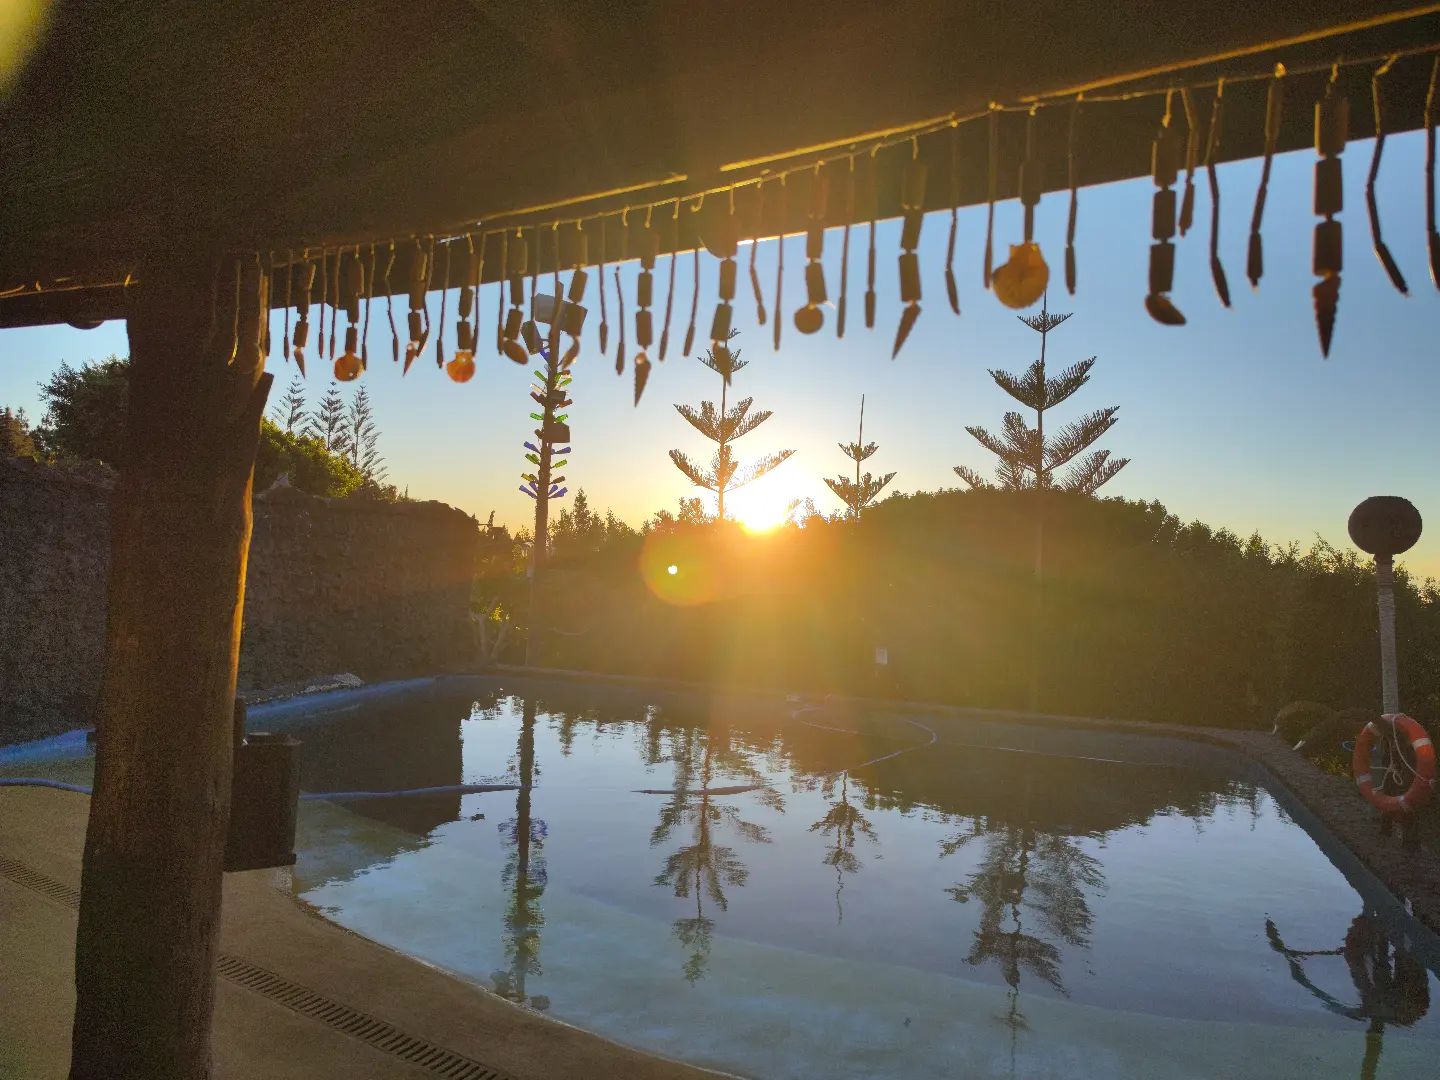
[277,678,1440,1079]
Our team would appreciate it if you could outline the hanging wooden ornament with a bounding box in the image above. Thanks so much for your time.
[328,247,341,361]
[501,228,528,365]
[992,107,1049,310]
[1179,90,1200,237]
[436,239,452,368]
[562,218,589,368]
[684,242,700,357]
[496,230,508,356]
[1367,58,1408,294]
[1312,68,1348,357]
[864,148,878,329]
[635,207,660,371]
[984,106,998,288]
[893,138,926,357]
[527,226,539,340]
[1248,64,1286,289]
[711,188,742,363]
[1204,80,1232,307]
[405,238,428,373]
[264,252,275,359]
[795,165,829,334]
[447,233,478,383]
[383,242,399,362]
[548,222,564,362]
[317,248,328,360]
[659,202,678,360]
[614,264,627,377]
[363,243,376,369]
[945,122,961,314]
[597,217,609,354]
[292,254,315,376]
[1065,98,1081,294]
[614,211,630,372]
[838,157,854,338]
[773,175,787,350]
[282,249,293,362]
[751,179,767,326]
[1427,55,1440,289]
[1145,93,1186,326]
[334,247,364,381]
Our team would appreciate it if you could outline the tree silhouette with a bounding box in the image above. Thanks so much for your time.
[670,330,794,520]
[649,721,779,982]
[824,395,895,519]
[808,773,878,923]
[0,407,37,459]
[955,308,1128,494]
[306,382,351,456]
[492,699,549,1010]
[943,789,1105,1068]
[271,376,307,434]
[345,386,386,483]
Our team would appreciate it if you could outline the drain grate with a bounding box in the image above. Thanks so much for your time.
[214,955,508,1080]
[0,857,512,1080]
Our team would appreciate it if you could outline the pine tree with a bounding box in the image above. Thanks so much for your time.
[954,308,1128,494]
[824,395,895,519]
[669,331,794,520]
[345,386,386,482]
[0,407,38,459]
[306,382,351,456]
[271,376,307,434]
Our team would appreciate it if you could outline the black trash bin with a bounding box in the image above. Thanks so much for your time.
[224,730,300,873]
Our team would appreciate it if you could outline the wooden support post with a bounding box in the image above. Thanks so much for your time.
[69,255,271,1080]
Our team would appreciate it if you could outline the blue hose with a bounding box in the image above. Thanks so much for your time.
[0,778,521,801]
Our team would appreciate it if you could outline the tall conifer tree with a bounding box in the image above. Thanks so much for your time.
[954,309,1127,494]
[669,331,793,520]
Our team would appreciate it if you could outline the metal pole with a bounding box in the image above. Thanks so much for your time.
[1375,554,1400,714]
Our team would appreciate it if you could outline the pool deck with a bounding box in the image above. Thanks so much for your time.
[0,785,733,1080]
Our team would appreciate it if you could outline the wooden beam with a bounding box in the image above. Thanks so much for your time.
[2,47,1435,334]
[69,255,271,1080]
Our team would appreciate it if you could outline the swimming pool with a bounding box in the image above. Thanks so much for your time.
[7,675,1438,1078]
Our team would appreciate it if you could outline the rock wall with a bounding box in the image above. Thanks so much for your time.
[0,458,484,741]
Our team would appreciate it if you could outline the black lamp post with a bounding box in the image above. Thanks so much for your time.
[1347,496,1423,714]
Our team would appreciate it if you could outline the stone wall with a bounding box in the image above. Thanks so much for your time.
[0,458,485,741]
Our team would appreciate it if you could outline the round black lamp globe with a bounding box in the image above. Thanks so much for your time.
[1348,496,1422,558]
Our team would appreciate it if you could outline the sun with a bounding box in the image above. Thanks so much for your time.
[733,489,795,534]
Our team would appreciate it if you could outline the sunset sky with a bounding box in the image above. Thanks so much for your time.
[3,132,1438,576]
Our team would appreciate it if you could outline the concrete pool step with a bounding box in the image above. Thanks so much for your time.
[0,787,735,1080]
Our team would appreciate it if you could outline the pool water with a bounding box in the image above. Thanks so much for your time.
[8,677,1439,1079]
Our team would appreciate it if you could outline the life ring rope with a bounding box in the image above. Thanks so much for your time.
[1352,713,1437,814]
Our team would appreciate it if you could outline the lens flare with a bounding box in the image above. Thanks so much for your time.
[641,532,718,606]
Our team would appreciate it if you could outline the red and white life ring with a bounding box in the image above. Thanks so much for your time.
[1352,713,1436,813]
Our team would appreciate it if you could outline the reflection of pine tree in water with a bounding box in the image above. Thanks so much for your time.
[942,790,1104,1069]
[809,773,878,924]
[493,699,549,1010]
[1266,911,1431,1080]
[649,719,779,983]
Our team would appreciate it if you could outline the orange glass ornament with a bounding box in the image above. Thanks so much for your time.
[446,350,476,383]
[334,350,362,381]
[992,242,1049,309]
